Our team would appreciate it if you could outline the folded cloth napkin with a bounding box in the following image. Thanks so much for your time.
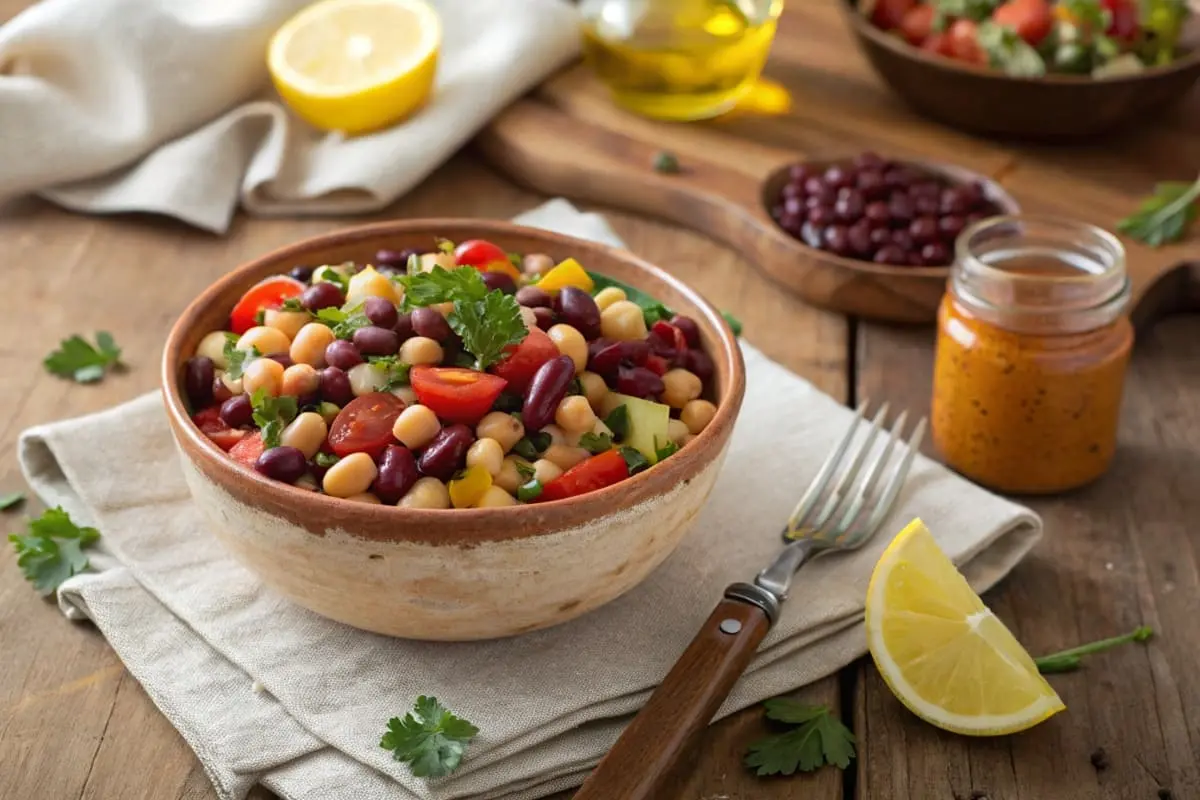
[18,200,1043,800]
[0,0,580,234]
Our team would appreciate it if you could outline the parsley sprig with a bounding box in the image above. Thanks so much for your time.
[578,432,613,454]
[744,699,856,776]
[44,332,122,383]
[367,356,412,390]
[9,506,101,596]
[1118,174,1200,247]
[223,336,260,381]
[398,266,487,310]
[380,696,479,779]
[250,388,298,448]
[316,304,371,340]
[1034,625,1154,674]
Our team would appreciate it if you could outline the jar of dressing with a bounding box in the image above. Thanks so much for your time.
[931,216,1133,495]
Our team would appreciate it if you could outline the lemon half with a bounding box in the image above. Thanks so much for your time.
[866,519,1064,736]
[268,0,441,135]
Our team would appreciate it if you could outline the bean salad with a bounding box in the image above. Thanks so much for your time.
[183,239,720,509]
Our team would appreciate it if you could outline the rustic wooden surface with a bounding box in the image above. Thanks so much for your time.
[1,1,1198,799]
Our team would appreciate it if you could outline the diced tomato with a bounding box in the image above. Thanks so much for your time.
[192,406,247,451]
[644,354,669,376]
[920,32,954,57]
[410,367,507,427]
[991,0,1053,45]
[870,0,917,30]
[1101,0,1138,40]
[454,239,522,281]
[946,19,986,63]
[229,276,306,335]
[898,3,935,45]
[229,432,265,467]
[328,393,407,459]
[489,328,560,394]
[536,449,629,503]
[650,321,688,356]
[192,406,222,430]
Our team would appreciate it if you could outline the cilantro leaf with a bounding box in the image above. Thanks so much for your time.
[223,338,261,381]
[8,507,101,596]
[447,291,528,371]
[744,701,856,776]
[44,332,122,383]
[603,405,630,440]
[655,437,680,461]
[314,452,340,468]
[279,297,307,312]
[513,459,535,482]
[578,432,613,454]
[316,304,371,340]
[493,392,523,414]
[977,21,1047,77]
[368,356,412,390]
[587,272,675,327]
[313,265,351,294]
[250,388,299,449]
[1118,175,1200,247]
[0,492,25,511]
[398,266,488,311]
[380,696,479,779]
[516,479,544,502]
[620,446,650,474]
[512,432,552,461]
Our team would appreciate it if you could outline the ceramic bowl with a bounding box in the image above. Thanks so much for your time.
[161,219,745,641]
[839,0,1200,140]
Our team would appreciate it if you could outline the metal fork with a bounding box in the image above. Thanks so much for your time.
[575,402,927,800]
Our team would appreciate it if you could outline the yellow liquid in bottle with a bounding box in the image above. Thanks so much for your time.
[582,0,783,121]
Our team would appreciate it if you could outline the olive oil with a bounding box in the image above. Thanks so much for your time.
[581,0,784,121]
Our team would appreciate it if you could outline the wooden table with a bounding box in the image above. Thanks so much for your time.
[2,2,1199,799]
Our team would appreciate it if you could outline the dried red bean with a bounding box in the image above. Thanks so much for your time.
[417,425,474,482]
[522,355,576,431]
[185,356,215,409]
[373,445,419,503]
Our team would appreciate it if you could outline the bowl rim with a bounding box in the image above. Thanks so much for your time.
[161,217,747,541]
[840,0,1200,85]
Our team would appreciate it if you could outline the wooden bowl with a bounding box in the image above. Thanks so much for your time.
[839,0,1200,140]
[161,219,745,641]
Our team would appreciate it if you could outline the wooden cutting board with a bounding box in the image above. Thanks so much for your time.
[476,0,1200,327]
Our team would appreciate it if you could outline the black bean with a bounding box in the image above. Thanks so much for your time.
[616,366,665,399]
[363,296,398,329]
[393,312,414,341]
[417,425,474,481]
[533,307,556,331]
[411,307,452,341]
[211,374,233,405]
[373,445,419,503]
[301,281,344,312]
[515,286,552,308]
[556,287,601,339]
[220,394,253,428]
[352,326,400,357]
[375,247,420,267]
[184,356,214,409]
[320,367,354,406]
[481,271,517,295]
[255,446,307,483]
[325,340,363,370]
[670,315,701,348]
[288,265,315,283]
[522,355,576,431]
[268,353,294,368]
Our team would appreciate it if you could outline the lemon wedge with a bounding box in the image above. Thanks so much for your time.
[865,519,1065,736]
[268,0,441,135]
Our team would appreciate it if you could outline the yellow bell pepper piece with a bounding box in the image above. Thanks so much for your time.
[536,258,594,294]
[448,464,493,509]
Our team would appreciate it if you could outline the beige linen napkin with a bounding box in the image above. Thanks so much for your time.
[0,0,579,234]
[18,200,1043,800]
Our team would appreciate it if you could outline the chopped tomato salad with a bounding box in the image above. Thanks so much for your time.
[183,240,724,508]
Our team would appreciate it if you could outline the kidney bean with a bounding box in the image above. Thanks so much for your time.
[533,307,555,331]
[681,348,715,384]
[522,355,576,431]
[669,315,701,348]
[373,445,419,503]
[393,311,414,341]
[555,287,601,339]
[481,271,517,294]
[515,286,552,308]
[255,446,307,483]
[619,339,651,366]
[587,338,624,378]
[645,328,677,361]
[352,326,400,357]
[616,365,665,399]
[268,353,294,368]
[363,296,399,329]
[288,265,315,283]
[302,281,344,311]
[220,394,253,428]
[411,307,452,341]
[375,247,420,267]
[325,340,363,370]
[211,374,233,405]
[417,425,475,481]
[184,356,214,408]
[320,366,354,406]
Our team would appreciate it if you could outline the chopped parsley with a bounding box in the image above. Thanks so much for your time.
[603,405,629,440]
[578,432,613,454]
[516,479,544,502]
[620,446,650,475]
[514,459,536,482]
[655,437,680,461]
[447,290,528,371]
[493,392,523,413]
[8,506,101,596]
[279,297,307,312]
[315,304,371,340]
[722,311,743,337]
[313,265,351,294]
[314,452,340,468]
[367,356,412,390]
[250,388,299,448]
[380,696,478,779]
[513,432,552,461]
[222,337,260,381]
[397,265,487,310]
[44,331,122,383]
[653,150,681,174]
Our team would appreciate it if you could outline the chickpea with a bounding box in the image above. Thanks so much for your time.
[578,371,608,411]
[391,386,418,406]
[280,411,327,458]
[398,336,443,366]
[661,368,702,409]
[667,418,690,446]
[346,265,401,306]
[418,252,456,273]
[681,399,718,434]
[345,492,382,504]
[242,357,284,397]
[476,485,518,507]
[548,324,588,373]
[466,438,505,477]
[289,323,336,368]
[532,458,562,484]
[555,395,597,433]
[476,411,524,453]
[542,443,589,472]
[398,476,451,509]
[264,309,311,340]
[220,372,245,396]
[392,404,441,449]
[519,306,539,331]
[522,253,555,275]
[281,363,319,398]
[197,331,231,368]
[592,286,627,312]
[494,456,530,493]
[322,452,378,498]
[237,326,292,357]
[347,362,387,396]
[600,300,648,342]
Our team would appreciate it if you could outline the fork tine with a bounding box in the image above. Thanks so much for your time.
[858,416,927,538]
[832,410,909,538]
[809,402,891,531]
[783,400,872,536]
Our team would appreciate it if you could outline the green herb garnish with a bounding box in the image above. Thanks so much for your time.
[513,432,552,461]
[620,446,650,475]
[380,696,479,779]
[930,0,1000,29]
[578,432,613,454]
[721,311,743,337]
[44,331,122,383]
[367,356,412,390]
[435,238,456,255]
[1,492,26,511]
[588,272,674,327]
[493,393,523,413]
[1034,626,1154,674]
[8,506,101,596]
[447,290,528,371]
[603,405,629,440]
[1118,175,1200,247]
[250,387,299,449]
[655,437,680,461]
[517,479,544,502]
[652,150,681,174]
[313,265,351,294]
[315,304,371,340]
[279,297,307,312]
[397,265,488,310]
[314,452,340,468]
[223,338,261,381]
[514,459,536,482]
[977,21,1047,77]
[744,699,856,776]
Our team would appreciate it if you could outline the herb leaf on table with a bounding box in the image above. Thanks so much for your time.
[1034,625,1154,673]
[8,506,101,596]
[44,331,122,383]
[744,699,856,776]
[380,696,479,779]
[1118,175,1200,247]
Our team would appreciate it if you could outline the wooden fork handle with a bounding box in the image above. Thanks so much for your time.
[573,591,773,800]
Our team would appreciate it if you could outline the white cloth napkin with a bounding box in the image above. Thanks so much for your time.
[18,200,1043,800]
[0,0,580,233]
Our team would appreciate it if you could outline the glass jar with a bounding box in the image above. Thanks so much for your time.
[579,0,784,121]
[931,216,1133,495]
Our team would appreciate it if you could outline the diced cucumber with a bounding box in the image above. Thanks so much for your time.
[607,392,670,465]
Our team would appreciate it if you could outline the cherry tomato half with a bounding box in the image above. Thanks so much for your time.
[328,393,407,459]
[1101,0,1138,40]
[870,0,916,30]
[454,239,522,281]
[410,367,508,426]
[992,0,1053,45]
[899,3,935,45]
[537,449,630,503]
[229,431,265,467]
[192,406,248,451]
[946,19,986,64]
[229,276,306,335]
[489,328,560,394]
